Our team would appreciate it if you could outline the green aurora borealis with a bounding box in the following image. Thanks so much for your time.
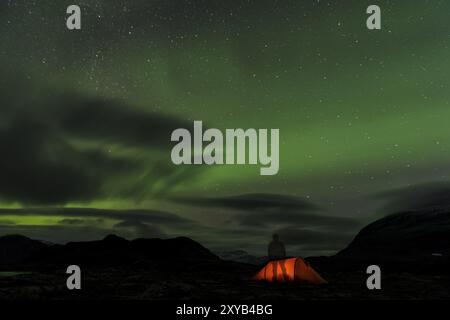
[1,0,450,255]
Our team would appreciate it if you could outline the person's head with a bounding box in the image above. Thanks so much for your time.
[272,234,279,241]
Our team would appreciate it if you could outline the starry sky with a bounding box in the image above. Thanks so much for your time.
[1,0,450,256]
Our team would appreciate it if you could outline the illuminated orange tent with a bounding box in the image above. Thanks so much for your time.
[254,257,327,284]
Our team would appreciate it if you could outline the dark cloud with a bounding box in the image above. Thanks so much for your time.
[0,80,200,205]
[375,182,450,214]
[174,193,318,211]
[57,96,189,149]
[0,220,15,225]
[204,225,355,257]
[114,220,166,238]
[235,211,359,229]
[58,219,86,225]
[0,115,133,204]
[171,193,360,256]
[276,227,353,250]
[0,207,195,227]
[174,193,358,229]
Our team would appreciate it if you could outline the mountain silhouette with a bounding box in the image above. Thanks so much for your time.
[338,206,450,260]
[214,250,267,265]
[0,234,219,268]
[0,235,47,265]
[305,206,450,274]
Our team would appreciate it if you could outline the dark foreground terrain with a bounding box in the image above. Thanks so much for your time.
[0,235,449,300]
[1,262,450,300]
[1,206,450,300]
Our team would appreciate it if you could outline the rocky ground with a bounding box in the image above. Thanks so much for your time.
[1,264,450,300]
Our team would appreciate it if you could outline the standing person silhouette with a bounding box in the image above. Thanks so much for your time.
[268,234,288,281]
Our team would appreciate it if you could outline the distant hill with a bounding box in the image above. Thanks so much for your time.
[0,234,220,268]
[0,235,48,266]
[214,250,267,265]
[329,206,450,273]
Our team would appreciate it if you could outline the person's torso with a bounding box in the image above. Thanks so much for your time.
[268,241,285,259]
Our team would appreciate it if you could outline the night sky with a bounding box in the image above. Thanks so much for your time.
[1,0,450,256]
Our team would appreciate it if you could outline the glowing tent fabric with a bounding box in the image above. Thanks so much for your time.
[254,257,327,284]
